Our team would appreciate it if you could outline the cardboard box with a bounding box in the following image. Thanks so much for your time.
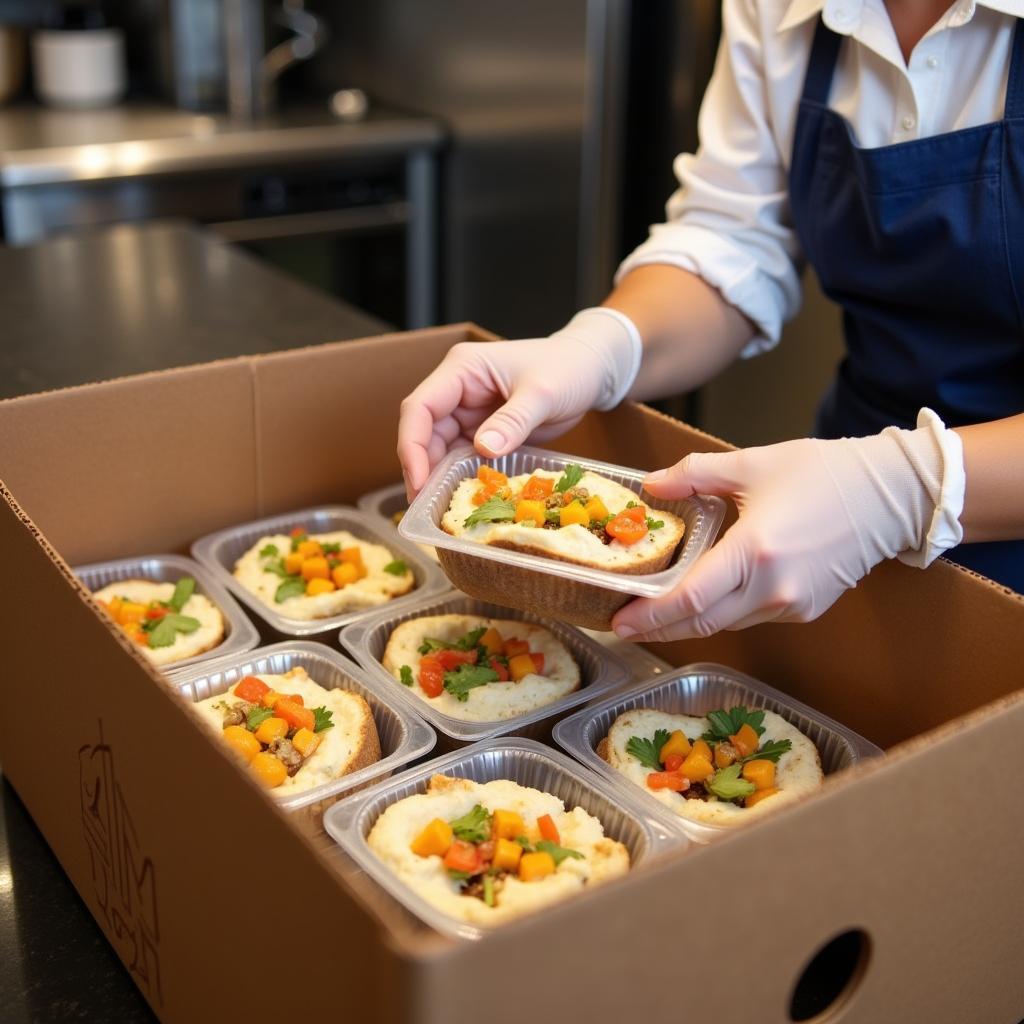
[1,325,1023,1024]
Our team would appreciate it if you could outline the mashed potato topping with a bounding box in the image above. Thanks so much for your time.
[233,529,415,621]
[382,614,580,722]
[367,774,629,926]
[607,707,823,827]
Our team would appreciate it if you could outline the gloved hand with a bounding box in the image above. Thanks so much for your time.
[612,412,964,642]
[397,308,642,495]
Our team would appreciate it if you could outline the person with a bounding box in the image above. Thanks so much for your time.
[397,0,1024,643]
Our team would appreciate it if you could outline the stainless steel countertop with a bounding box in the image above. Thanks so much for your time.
[0,103,446,187]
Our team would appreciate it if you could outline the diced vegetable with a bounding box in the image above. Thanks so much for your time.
[145,606,169,621]
[663,753,684,773]
[234,675,270,703]
[305,577,336,596]
[584,495,609,520]
[418,656,444,698]
[275,699,315,732]
[301,556,330,581]
[679,750,715,783]
[537,814,560,844]
[251,751,288,788]
[339,547,363,565]
[521,475,555,500]
[530,652,545,674]
[297,539,323,558]
[744,786,781,808]
[254,717,289,745]
[284,552,304,574]
[480,627,504,655]
[492,809,525,840]
[741,759,776,791]
[443,839,482,875]
[222,725,261,763]
[605,506,649,545]
[515,498,547,524]
[261,689,281,708]
[332,562,360,587]
[492,837,524,872]
[435,649,478,670]
[289,526,306,538]
[730,723,760,759]
[131,630,149,646]
[518,851,556,882]
[477,465,508,488]
[503,638,529,658]
[714,743,737,769]
[291,727,321,758]
[118,601,148,625]
[646,770,689,792]
[508,653,537,682]
[411,818,455,858]
[691,738,713,762]
[489,658,510,681]
[559,501,590,528]
[659,730,691,762]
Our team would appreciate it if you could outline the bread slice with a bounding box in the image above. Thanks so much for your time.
[441,468,685,575]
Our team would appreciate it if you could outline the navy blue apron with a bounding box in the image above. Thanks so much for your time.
[789,16,1024,591]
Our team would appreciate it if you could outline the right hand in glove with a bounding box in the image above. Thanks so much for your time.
[397,308,641,496]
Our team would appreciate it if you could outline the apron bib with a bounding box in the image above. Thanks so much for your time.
[789,16,1024,591]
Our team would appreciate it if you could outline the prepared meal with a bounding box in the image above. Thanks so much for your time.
[441,463,686,574]
[601,705,823,827]
[366,773,629,926]
[193,666,381,794]
[232,526,415,621]
[94,576,225,667]
[381,614,580,722]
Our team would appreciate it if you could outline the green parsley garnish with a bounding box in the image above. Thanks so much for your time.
[275,577,307,603]
[259,543,279,558]
[463,496,516,529]
[262,557,291,579]
[168,576,196,613]
[399,665,414,687]
[289,531,308,552]
[312,706,334,733]
[646,517,665,530]
[449,804,492,844]
[702,706,767,743]
[383,560,408,575]
[443,663,500,701]
[536,840,585,866]
[626,729,671,771]
[418,626,488,656]
[145,613,200,648]
[246,706,275,731]
[447,869,473,882]
[321,542,341,554]
[707,764,756,801]
[554,463,585,493]
[514,836,534,850]
[740,738,792,763]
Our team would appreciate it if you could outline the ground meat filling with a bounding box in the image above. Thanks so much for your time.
[539,486,612,543]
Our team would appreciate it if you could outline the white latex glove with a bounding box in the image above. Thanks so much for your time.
[612,411,965,642]
[397,308,642,495]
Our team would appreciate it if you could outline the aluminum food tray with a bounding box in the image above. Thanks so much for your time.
[398,446,725,630]
[173,641,436,813]
[322,737,684,940]
[553,662,883,843]
[74,553,260,678]
[191,505,449,637]
[338,590,632,744]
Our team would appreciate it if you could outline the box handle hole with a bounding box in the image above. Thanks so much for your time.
[788,928,871,1022]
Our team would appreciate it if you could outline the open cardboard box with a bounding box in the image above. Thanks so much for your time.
[1,325,1022,1024]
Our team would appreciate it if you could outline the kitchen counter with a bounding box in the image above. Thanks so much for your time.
[0,220,394,1022]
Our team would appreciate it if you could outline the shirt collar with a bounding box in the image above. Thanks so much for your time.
[778,0,1024,34]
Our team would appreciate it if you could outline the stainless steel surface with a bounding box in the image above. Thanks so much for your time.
[191,505,450,638]
[323,737,683,940]
[553,662,884,843]
[73,554,261,678]
[207,202,410,242]
[173,641,437,812]
[400,445,726,599]
[337,590,632,743]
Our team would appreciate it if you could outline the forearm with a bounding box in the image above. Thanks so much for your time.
[602,264,757,402]
[955,413,1024,542]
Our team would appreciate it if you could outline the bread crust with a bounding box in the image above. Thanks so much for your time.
[345,694,382,776]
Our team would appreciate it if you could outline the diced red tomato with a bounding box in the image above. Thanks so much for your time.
[530,652,545,674]
[145,606,169,621]
[663,753,684,773]
[275,699,315,732]
[476,840,495,868]
[521,475,554,500]
[234,675,270,703]
[289,526,306,538]
[605,508,649,546]
[537,814,560,844]
[646,771,690,792]
[419,656,444,698]
[435,649,478,671]
[489,658,510,681]
[503,638,529,658]
[443,840,482,875]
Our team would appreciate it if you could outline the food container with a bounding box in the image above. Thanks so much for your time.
[399,445,726,630]
[357,481,439,561]
[192,505,449,638]
[323,737,684,940]
[553,662,884,844]
[339,591,633,749]
[173,641,436,813]
[74,553,260,677]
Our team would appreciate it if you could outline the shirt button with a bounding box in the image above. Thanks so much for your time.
[902,115,916,130]
[927,56,939,68]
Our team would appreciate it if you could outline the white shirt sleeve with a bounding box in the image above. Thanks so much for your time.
[616,0,805,356]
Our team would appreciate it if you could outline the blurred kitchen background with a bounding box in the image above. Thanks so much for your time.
[0,0,841,445]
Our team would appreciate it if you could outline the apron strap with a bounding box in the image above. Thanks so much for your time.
[801,16,844,106]
[1004,18,1024,119]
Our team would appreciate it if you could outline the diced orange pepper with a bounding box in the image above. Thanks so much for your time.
[744,786,781,808]
[339,547,364,566]
[250,751,288,788]
[411,818,454,858]
[118,601,148,626]
[691,738,713,762]
[730,723,760,759]
[234,675,270,703]
[492,809,525,840]
[254,717,289,745]
[714,742,738,769]
[284,551,304,575]
[222,725,261,763]
[659,730,691,762]
[275,699,315,732]
[476,465,508,488]
[297,539,323,558]
[291,728,320,758]
[584,495,609,521]
[503,638,529,658]
[492,837,523,872]
[518,851,556,882]
[742,759,776,791]
[131,630,149,646]
[559,501,590,528]
[107,596,122,618]
[306,577,336,596]
[508,653,538,682]
[680,750,715,783]
[301,556,330,581]
[332,562,360,588]
[480,627,504,655]
[520,475,555,500]
[537,814,560,844]
[515,499,546,525]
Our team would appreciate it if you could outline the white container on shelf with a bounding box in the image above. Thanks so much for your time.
[32,27,126,109]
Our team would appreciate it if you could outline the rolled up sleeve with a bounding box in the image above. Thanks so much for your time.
[616,0,804,356]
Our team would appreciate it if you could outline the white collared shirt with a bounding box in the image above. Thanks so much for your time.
[616,0,1024,355]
